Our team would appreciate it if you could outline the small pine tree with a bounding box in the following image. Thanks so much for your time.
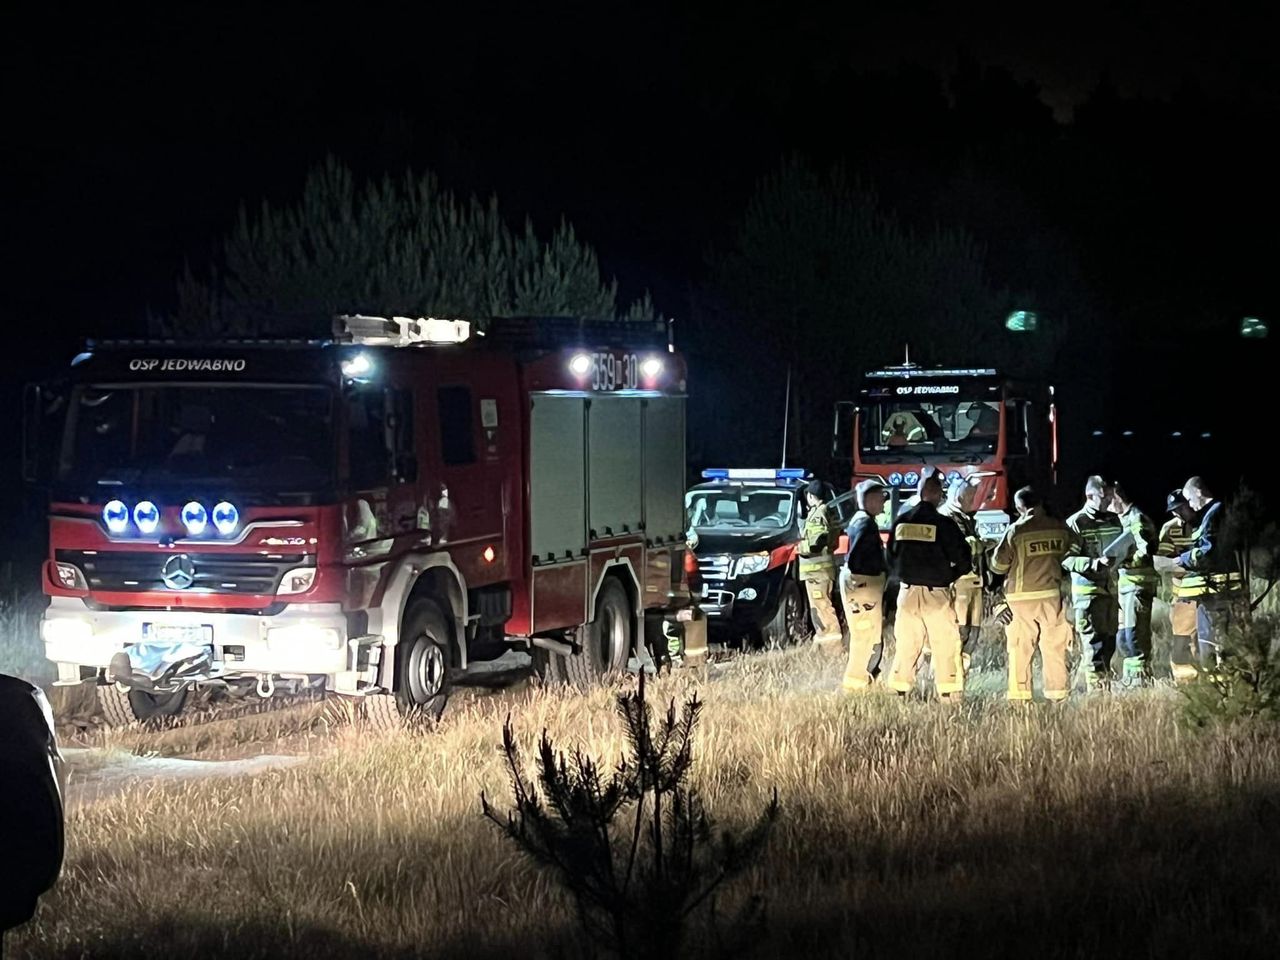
[1181,616,1280,729]
[481,673,778,959]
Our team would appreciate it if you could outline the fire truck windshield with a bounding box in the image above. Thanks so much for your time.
[685,485,796,532]
[59,384,335,493]
[861,399,1000,461]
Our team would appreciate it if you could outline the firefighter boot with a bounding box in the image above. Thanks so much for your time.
[1170,635,1199,684]
[1120,656,1148,688]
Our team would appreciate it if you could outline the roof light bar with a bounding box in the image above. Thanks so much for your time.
[336,315,471,346]
[865,367,997,379]
[700,468,808,481]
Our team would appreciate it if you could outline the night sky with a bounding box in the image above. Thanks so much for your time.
[4,2,1277,506]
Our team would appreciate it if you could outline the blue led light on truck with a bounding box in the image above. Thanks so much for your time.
[212,501,239,535]
[102,499,129,534]
[133,500,160,535]
[181,501,208,535]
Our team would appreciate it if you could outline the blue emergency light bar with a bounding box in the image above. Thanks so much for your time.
[701,468,808,481]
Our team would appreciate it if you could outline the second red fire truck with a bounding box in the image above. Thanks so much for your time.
[29,315,702,725]
[835,363,1058,541]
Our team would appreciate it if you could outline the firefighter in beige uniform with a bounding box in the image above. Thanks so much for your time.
[839,478,890,691]
[799,479,843,646]
[989,486,1073,702]
[938,476,984,672]
[886,476,971,699]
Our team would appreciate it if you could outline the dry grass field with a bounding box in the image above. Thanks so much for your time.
[8,639,1280,960]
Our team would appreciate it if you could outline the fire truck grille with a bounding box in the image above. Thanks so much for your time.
[697,555,731,582]
[56,550,311,595]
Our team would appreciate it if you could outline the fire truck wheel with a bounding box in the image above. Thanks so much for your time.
[559,578,632,689]
[96,683,189,726]
[762,579,805,649]
[394,598,453,720]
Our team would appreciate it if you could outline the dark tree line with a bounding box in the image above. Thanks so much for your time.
[162,157,657,337]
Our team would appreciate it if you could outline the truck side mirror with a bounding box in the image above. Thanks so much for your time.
[22,383,66,486]
[831,400,856,460]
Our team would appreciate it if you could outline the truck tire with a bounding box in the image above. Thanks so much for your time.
[762,579,805,649]
[558,578,632,689]
[529,644,555,684]
[96,683,188,726]
[366,598,452,728]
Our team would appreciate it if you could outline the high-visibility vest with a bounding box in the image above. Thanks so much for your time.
[1158,517,1198,601]
[1063,508,1122,598]
[798,504,837,575]
[1116,505,1159,589]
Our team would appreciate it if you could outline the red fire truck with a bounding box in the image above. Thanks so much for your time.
[834,364,1058,540]
[28,315,702,725]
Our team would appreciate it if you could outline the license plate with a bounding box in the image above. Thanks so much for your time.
[142,623,214,644]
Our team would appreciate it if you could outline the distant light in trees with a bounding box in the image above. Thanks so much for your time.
[1240,316,1268,338]
[1005,310,1038,332]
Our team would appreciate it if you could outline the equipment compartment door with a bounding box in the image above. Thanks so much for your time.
[588,396,643,540]
[529,394,588,629]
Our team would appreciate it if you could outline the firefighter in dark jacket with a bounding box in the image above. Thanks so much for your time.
[1157,489,1201,682]
[840,478,890,692]
[886,475,971,700]
[939,476,984,672]
[1178,476,1245,668]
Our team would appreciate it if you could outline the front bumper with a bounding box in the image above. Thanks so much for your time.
[697,568,787,633]
[41,597,377,692]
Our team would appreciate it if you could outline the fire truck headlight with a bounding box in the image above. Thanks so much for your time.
[41,617,93,648]
[267,625,343,652]
[641,356,663,378]
[212,501,239,536]
[276,567,317,595]
[904,471,920,488]
[569,353,592,376]
[733,553,770,578]
[133,500,160,535]
[103,499,130,534]
[181,501,208,536]
[887,472,903,487]
[341,353,373,380]
[54,562,87,591]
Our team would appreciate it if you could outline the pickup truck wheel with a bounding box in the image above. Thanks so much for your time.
[558,578,631,689]
[762,579,806,649]
[96,683,189,726]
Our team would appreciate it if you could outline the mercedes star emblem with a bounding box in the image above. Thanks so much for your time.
[161,554,197,590]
